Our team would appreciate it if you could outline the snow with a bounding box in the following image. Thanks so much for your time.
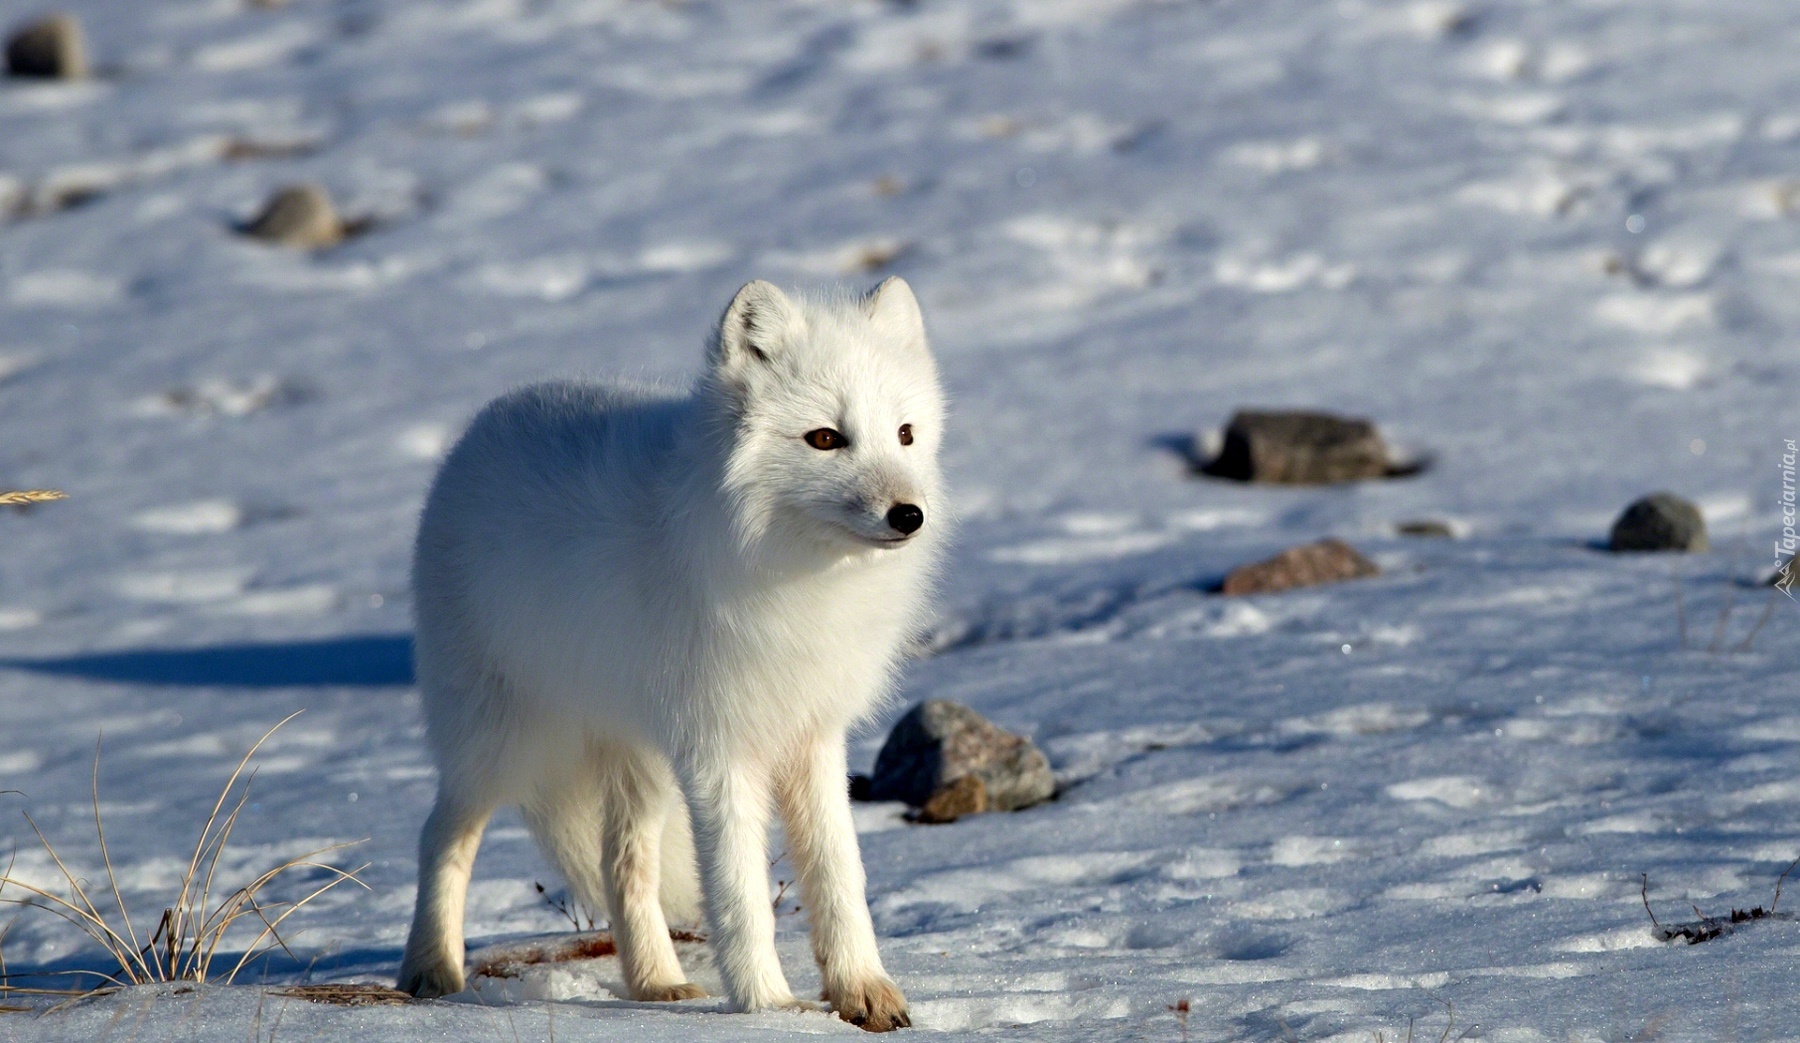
[2,0,1798,1039]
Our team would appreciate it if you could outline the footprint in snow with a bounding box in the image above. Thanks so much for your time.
[1386,775,1491,809]
[131,499,245,535]
[114,569,337,616]
[133,376,309,418]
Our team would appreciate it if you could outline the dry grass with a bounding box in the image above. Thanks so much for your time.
[273,982,414,1007]
[0,490,66,507]
[0,713,368,1003]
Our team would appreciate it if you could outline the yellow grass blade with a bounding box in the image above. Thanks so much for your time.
[221,861,369,984]
[0,491,65,506]
[170,713,300,977]
[198,841,367,974]
[188,775,255,962]
[88,734,144,970]
[15,814,149,983]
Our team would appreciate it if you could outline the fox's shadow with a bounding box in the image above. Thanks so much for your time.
[0,634,414,688]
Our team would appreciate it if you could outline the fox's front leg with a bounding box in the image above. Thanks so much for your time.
[680,755,802,1013]
[777,733,910,1032]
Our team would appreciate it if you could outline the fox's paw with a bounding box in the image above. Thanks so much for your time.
[396,953,465,999]
[633,981,708,1002]
[827,977,911,1033]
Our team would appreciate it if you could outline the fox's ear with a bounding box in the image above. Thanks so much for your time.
[711,280,802,378]
[865,276,926,350]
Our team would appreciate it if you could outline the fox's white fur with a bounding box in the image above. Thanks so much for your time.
[397,278,944,1032]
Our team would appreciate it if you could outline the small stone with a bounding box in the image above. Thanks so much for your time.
[242,184,344,249]
[1203,409,1394,484]
[1220,538,1379,596]
[912,775,988,825]
[868,700,1055,813]
[6,13,88,79]
[1608,492,1707,552]
[1396,519,1455,538]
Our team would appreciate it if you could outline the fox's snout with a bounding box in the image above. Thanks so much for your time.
[886,503,924,535]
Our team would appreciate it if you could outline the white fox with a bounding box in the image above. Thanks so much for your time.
[397,278,944,1032]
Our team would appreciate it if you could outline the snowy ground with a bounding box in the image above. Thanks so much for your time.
[2,0,1799,1039]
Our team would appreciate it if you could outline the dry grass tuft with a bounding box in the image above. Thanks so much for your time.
[0,490,66,507]
[273,982,414,1007]
[0,713,368,1003]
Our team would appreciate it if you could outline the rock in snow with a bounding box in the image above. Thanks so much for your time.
[242,184,345,249]
[867,700,1055,813]
[912,774,989,824]
[1203,409,1394,484]
[1395,519,1456,538]
[1220,538,1380,595]
[5,13,87,79]
[1608,492,1707,552]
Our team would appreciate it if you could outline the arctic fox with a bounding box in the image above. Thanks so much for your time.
[397,278,944,1032]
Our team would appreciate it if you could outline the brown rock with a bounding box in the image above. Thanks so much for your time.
[242,184,344,248]
[1220,538,1380,595]
[6,13,87,79]
[1204,409,1392,484]
[868,700,1055,812]
[912,775,988,824]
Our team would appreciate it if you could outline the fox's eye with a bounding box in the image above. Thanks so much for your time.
[898,424,914,446]
[804,428,846,451]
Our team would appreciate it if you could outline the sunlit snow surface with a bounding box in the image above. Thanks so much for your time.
[2,0,1799,1039]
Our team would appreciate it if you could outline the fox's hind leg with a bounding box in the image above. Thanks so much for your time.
[522,744,703,1002]
[520,769,610,931]
[398,789,495,998]
[598,747,705,1001]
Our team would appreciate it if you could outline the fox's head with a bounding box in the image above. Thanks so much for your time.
[702,277,946,561]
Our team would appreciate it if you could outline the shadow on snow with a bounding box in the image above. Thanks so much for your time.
[0,635,414,688]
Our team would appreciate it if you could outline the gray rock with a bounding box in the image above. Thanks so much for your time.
[242,184,344,249]
[1395,519,1455,538]
[1204,409,1394,484]
[868,700,1055,812]
[6,13,87,79]
[1609,493,1707,552]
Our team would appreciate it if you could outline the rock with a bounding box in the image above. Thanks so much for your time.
[1608,493,1707,552]
[1220,538,1379,595]
[868,700,1055,813]
[242,184,344,248]
[1395,519,1455,538]
[6,13,87,79]
[911,775,988,824]
[1204,409,1394,484]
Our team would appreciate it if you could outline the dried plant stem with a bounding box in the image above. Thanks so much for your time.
[1672,563,1689,651]
[1732,586,1780,654]
[1708,525,1751,653]
[0,713,368,999]
[0,490,65,506]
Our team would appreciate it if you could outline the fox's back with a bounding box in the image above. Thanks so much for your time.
[413,381,702,704]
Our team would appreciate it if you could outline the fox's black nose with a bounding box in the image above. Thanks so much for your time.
[887,503,924,536]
